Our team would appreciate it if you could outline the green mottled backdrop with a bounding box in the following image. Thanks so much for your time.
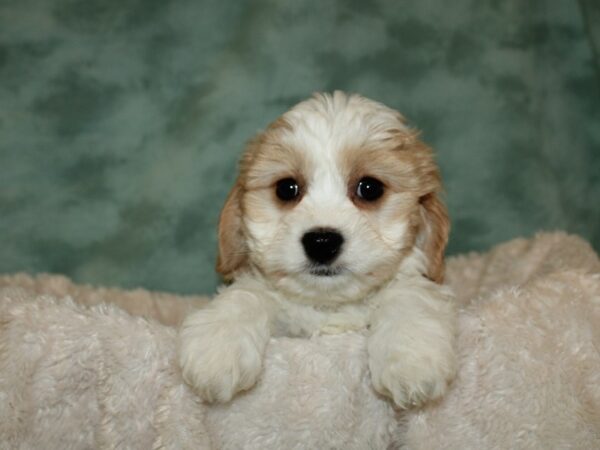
[1,0,599,295]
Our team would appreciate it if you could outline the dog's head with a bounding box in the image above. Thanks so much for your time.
[216,92,449,304]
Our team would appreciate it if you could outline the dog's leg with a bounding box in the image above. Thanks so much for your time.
[178,276,275,403]
[367,277,457,409]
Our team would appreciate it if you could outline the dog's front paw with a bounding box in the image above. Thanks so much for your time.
[368,333,456,409]
[178,310,267,403]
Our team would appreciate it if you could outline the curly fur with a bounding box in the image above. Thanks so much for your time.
[0,232,599,449]
[179,92,457,408]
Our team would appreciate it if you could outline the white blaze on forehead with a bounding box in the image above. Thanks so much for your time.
[276,92,409,210]
[284,91,408,150]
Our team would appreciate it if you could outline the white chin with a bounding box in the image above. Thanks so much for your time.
[274,269,370,305]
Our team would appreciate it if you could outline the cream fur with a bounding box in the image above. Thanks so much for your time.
[179,92,456,408]
[0,232,599,449]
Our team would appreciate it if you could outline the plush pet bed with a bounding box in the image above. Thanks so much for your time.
[0,232,599,449]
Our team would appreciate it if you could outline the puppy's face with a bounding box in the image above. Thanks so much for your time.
[217,92,448,304]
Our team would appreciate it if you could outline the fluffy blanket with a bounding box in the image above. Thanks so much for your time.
[1,232,599,449]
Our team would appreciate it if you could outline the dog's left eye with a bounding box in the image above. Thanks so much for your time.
[276,178,300,202]
[356,177,384,201]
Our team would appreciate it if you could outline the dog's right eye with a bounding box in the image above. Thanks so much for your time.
[275,178,300,202]
[356,177,384,202]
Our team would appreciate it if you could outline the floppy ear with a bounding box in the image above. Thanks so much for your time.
[418,192,450,284]
[215,181,247,281]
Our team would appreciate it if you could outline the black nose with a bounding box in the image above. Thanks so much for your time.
[301,229,344,265]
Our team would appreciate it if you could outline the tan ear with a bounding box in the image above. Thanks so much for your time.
[418,193,450,284]
[215,182,247,281]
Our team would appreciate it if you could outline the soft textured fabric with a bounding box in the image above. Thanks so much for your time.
[1,0,599,295]
[1,232,599,449]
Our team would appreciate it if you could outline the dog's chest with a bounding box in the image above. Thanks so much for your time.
[272,299,370,337]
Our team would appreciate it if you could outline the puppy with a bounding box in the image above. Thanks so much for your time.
[179,91,457,409]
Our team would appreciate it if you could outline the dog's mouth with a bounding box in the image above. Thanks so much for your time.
[308,265,344,277]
